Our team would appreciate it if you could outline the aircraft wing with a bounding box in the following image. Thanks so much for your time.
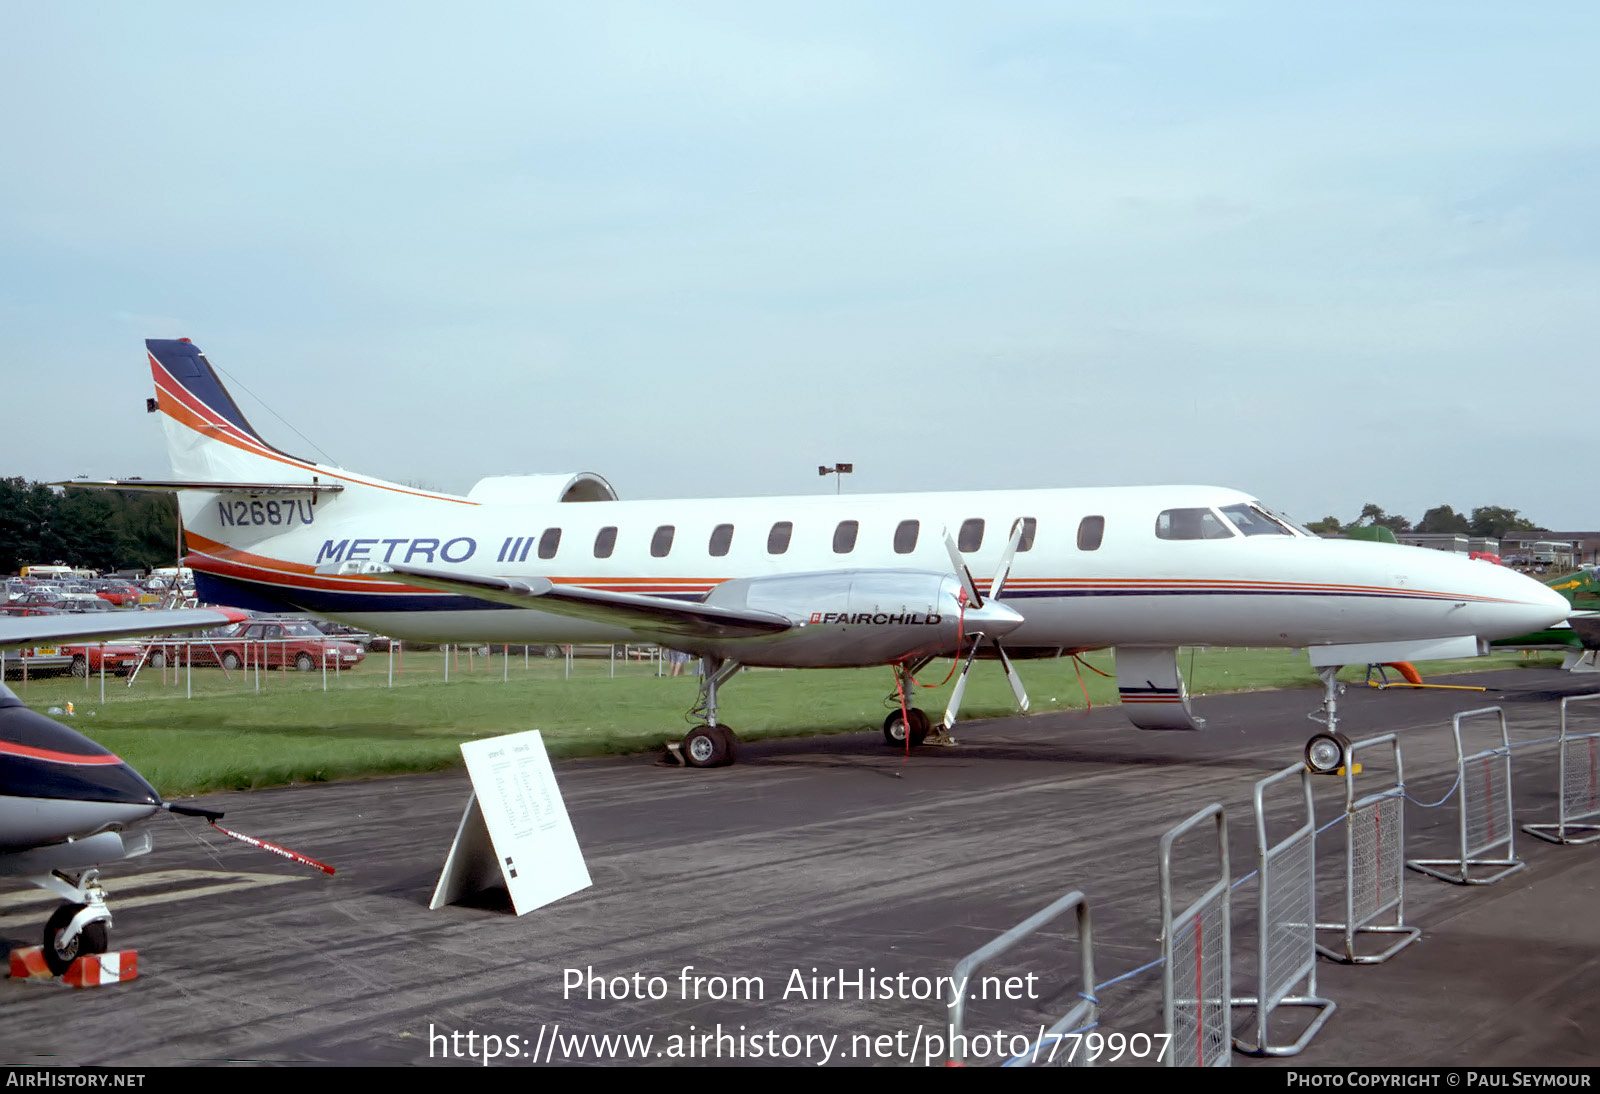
[321,562,794,640]
[0,608,248,651]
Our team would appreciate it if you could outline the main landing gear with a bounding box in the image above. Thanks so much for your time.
[880,659,955,750]
[1303,665,1353,775]
[32,868,114,975]
[681,656,743,768]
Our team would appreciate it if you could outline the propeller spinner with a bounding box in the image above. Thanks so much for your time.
[941,521,1032,729]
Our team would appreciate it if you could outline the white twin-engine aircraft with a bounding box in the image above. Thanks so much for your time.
[68,339,1570,770]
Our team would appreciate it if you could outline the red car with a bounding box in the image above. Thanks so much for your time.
[94,584,145,608]
[148,619,365,672]
[62,642,144,677]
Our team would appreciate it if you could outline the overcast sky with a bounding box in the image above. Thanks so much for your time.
[3,3,1597,528]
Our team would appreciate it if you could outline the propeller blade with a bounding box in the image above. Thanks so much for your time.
[942,528,983,609]
[996,643,1031,713]
[943,637,986,729]
[988,519,1025,602]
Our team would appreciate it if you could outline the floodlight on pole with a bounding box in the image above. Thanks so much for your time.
[818,463,853,494]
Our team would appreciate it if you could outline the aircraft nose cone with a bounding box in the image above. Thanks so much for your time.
[1490,567,1574,636]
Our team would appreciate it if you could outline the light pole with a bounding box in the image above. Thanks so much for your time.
[818,463,853,494]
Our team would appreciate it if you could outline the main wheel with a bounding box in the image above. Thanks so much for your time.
[221,651,243,671]
[70,655,89,678]
[883,708,930,747]
[683,724,733,768]
[295,652,316,672]
[43,903,108,976]
[1305,731,1352,775]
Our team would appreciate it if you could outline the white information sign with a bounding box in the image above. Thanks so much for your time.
[430,730,591,915]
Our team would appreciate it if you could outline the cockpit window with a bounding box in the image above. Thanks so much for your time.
[1155,508,1234,541]
[1220,503,1294,537]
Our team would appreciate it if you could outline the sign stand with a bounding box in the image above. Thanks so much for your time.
[429,730,592,915]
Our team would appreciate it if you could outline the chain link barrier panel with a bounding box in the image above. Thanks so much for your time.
[1408,707,1526,885]
[1231,764,1336,1056]
[1524,694,1600,845]
[948,890,1096,1068]
[1160,803,1231,1067]
[1315,733,1420,964]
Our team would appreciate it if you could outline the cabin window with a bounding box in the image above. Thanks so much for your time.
[1077,516,1104,551]
[1015,517,1037,552]
[894,519,919,555]
[594,526,617,558]
[833,520,859,554]
[958,518,984,553]
[767,521,793,555]
[1220,503,1293,537]
[538,527,561,559]
[709,523,734,557]
[651,525,675,557]
[1155,508,1233,541]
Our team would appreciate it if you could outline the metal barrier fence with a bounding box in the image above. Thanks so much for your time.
[1408,707,1526,885]
[1315,733,1419,964]
[1159,803,1231,1068]
[948,890,1096,1068]
[1231,764,1336,1056]
[1523,694,1600,845]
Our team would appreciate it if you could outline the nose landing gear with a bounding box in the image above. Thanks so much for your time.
[1304,665,1353,775]
[33,868,114,975]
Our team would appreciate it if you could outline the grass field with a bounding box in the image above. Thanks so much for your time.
[7,645,1562,796]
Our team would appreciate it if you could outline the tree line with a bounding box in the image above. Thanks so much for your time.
[0,479,180,576]
[1303,503,1547,539]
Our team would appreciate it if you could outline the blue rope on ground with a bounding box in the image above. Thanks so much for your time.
[1404,771,1461,809]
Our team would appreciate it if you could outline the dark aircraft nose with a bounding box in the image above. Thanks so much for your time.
[0,697,161,807]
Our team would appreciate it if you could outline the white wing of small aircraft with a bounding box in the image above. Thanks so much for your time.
[0,606,245,972]
[59,339,1572,771]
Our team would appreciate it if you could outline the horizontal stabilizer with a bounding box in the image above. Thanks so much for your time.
[0,608,249,651]
[52,479,343,497]
[318,561,794,640]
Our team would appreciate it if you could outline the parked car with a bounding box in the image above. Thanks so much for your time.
[154,619,364,672]
[93,583,146,608]
[62,642,145,676]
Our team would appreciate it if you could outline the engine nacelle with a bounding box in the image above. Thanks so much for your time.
[701,570,990,668]
[465,473,617,504]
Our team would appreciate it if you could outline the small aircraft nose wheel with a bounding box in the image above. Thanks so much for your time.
[682,725,735,768]
[43,903,108,976]
[1305,731,1353,775]
[883,709,930,748]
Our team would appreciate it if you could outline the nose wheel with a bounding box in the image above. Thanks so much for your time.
[1305,731,1353,775]
[29,869,115,976]
[44,902,110,975]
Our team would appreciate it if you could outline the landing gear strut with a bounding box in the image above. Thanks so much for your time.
[1304,666,1353,775]
[682,656,742,768]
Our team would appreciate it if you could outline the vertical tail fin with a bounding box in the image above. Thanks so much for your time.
[147,338,315,481]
